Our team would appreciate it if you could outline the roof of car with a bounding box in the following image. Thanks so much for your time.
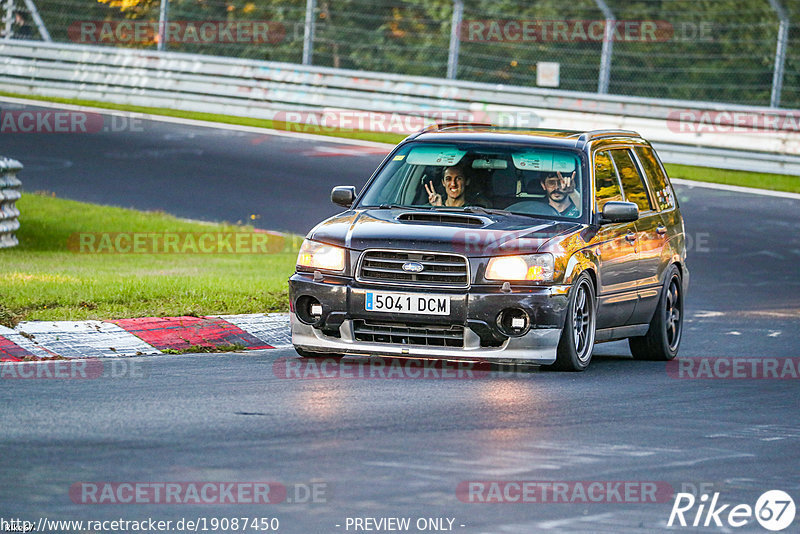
[407,124,645,148]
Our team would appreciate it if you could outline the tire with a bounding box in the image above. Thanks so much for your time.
[547,273,597,371]
[294,347,344,359]
[629,265,683,361]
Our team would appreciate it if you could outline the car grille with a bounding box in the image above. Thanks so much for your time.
[352,320,464,347]
[358,250,469,287]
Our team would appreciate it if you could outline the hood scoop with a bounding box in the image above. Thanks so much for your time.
[397,212,486,227]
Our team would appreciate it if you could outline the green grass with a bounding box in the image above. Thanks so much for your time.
[0,193,299,325]
[663,164,800,194]
[3,90,798,193]
[161,344,246,354]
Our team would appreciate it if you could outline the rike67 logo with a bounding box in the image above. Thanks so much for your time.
[668,490,796,531]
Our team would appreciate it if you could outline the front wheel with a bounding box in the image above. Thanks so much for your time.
[628,265,683,361]
[547,273,597,371]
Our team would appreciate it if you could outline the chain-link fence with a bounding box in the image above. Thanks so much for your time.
[1,0,797,108]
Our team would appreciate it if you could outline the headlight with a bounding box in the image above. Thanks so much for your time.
[485,253,554,281]
[297,240,346,272]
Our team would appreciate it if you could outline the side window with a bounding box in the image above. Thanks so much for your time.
[611,149,652,212]
[594,150,622,210]
[634,146,675,210]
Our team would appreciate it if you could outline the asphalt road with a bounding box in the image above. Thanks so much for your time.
[1,101,799,533]
[0,101,384,234]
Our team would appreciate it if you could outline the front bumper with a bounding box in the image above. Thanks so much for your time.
[289,274,570,364]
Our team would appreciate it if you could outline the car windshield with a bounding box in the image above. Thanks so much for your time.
[358,141,585,220]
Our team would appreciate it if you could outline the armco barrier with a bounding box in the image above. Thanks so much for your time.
[0,158,22,249]
[1,40,799,175]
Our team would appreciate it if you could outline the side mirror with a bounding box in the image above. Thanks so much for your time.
[331,186,356,208]
[600,201,639,224]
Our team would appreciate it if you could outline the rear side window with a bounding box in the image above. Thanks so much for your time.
[593,151,622,210]
[635,146,675,210]
[611,149,652,212]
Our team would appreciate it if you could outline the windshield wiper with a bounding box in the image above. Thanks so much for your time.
[371,205,520,217]
[432,206,513,216]
[373,204,434,210]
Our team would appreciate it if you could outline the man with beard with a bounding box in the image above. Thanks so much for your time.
[540,170,580,217]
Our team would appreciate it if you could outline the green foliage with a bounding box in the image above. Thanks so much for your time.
[28,0,799,106]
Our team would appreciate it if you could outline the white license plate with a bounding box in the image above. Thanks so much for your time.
[365,291,450,315]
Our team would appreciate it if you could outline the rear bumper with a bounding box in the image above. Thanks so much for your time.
[289,274,570,363]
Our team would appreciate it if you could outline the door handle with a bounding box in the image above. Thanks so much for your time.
[625,232,637,242]
[656,225,667,235]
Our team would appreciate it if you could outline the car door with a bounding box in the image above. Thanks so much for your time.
[592,149,639,329]
[631,145,681,323]
[610,148,664,325]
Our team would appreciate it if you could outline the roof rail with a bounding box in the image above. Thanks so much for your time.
[576,129,641,143]
[404,121,493,140]
[437,121,493,130]
[418,121,493,133]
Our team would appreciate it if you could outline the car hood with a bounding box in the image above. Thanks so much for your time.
[308,209,582,256]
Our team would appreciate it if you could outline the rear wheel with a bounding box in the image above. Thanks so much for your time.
[629,265,683,361]
[547,273,596,371]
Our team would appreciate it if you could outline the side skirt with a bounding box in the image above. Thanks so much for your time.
[595,324,650,343]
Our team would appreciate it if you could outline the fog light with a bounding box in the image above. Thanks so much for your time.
[497,308,531,337]
[296,296,323,325]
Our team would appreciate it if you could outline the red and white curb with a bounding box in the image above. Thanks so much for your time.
[0,313,290,361]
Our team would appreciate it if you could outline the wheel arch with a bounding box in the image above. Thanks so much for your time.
[580,266,598,294]
[562,247,599,289]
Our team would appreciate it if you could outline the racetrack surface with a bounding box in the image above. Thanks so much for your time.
[0,101,384,234]
[2,351,798,533]
[1,101,799,532]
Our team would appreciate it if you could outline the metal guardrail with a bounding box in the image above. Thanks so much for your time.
[0,157,22,249]
[653,143,800,177]
[0,40,799,175]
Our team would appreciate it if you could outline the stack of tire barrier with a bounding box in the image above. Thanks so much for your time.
[0,157,22,249]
